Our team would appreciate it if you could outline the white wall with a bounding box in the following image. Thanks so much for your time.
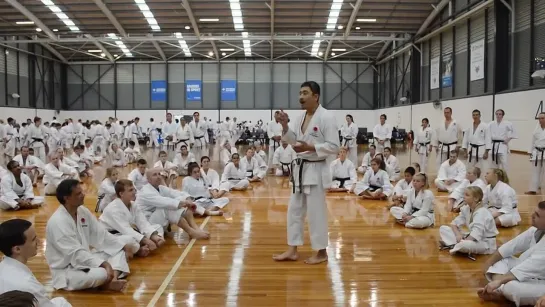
[0,107,56,123]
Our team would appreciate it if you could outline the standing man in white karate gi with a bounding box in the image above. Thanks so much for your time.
[372,114,391,153]
[478,201,545,306]
[273,81,340,265]
[0,219,72,307]
[462,109,491,171]
[434,107,463,169]
[267,111,283,171]
[526,112,545,195]
[489,109,516,172]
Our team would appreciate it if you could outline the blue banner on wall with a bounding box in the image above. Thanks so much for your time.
[151,80,167,102]
[186,80,202,101]
[221,80,237,101]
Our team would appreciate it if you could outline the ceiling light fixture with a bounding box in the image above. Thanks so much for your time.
[200,18,219,22]
[331,52,336,56]
[220,48,235,51]
[222,52,226,56]
[228,0,251,55]
[208,51,214,56]
[134,0,161,31]
[185,26,190,30]
[16,21,34,25]
[318,51,323,56]
[337,25,343,29]
[331,48,346,51]
[36,28,42,32]
[88,49,102,53]
[311,31,322,57]
[174,32,192,57]
[326,0,343,30]
[355,27,360,30]
[40,0,79,32]
[108,33,133,57]
[357,18,377,22]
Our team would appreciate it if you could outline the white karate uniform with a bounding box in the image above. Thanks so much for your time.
[109,148,126,167]
[84,145,103,163]
[253,152,268,178]
[148,121,159,148]
[173,152,196,175]
[201,168,225,192]
[60,126,72,149]
[135,183,191,227]
[129,123,142,149]
[267,120,283,167]
[384,154,400,181]
[462,122,492,171]
[45,205,132,291]
[174,125,194,151]
[448,178,487,209]
[529,125,545,192]
[220,162,250,191]
[340,122,359,164]
[282,105,340,251]
[390,189,435,229]
[372,123,392,152]
[489,119,516,172]
[434,119,462,168]
[220,146,238,166]
[484,227,545,307]
[0,256,72,307]
[100,198,164,245]
[218,121,231,147]
[27,124,48,161]
[182,176,229,215]
[13,154,45,179]
[353,169,392,196]
[92,124,109,154]
[3,124,17,158]
[189,120,207,148]
[43,162,79,195]
[329,158,356,190]
[153,160,178,179]
[59,157,79,173]
[69,152,90,173]
[392,179,413,198]
[124,147,140,163]
[127,169,148,191]
[483,181,520,227]
[161,121,178,149]
[414,126,433,174]
[47,128,62,154]
[240,156,262,179]
[97,178,116,212]
[0,173,44,210]
[357,151,377,174]
[256,150,267,164]
[273,145,296,176]
[434,159,467,192]
[440,205,498,254]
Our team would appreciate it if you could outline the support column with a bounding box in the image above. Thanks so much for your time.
[410,45,421,104]
[494,0,510,93]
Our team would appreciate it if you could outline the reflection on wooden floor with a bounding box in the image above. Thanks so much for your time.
[0,143,539,306]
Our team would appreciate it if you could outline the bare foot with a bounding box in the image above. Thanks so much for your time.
[304,253,328,265]
[136,246,150,257]
[273,250,298,261]
[106,279,128,292]
[189,230,210,240]
[477,288,504,301]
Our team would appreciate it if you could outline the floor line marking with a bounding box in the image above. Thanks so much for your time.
[146,216,211,307]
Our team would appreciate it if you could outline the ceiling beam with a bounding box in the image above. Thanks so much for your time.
[84,34,114,62]
[324,34,335,61]
[91,0,127,37]
[415,0,450,36]
[152,41,167,62]
[40,43,68,63]
[270,0,275,60]
[181,0,217,60]
[5,0,57,40]
[344,0,363,37]
[210,39,219,61]
[4,35,407,44]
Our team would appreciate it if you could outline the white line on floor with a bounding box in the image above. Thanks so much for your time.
[146,216,211,307]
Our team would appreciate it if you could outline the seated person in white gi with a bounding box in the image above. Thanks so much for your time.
[84,139,103,163]
[383,147,400,182]
[439,186,498,256]
[0,219,72,307]
[272,141,296,177]
[250,144,268,178]
[220,153,250,191]
[124,141,141,164]
[55,148,79,174]
[109,143,127,167]
[127,159,148,191]
[390,173,435,229]
[100,179,165,257]
[43,152,79,195]
[182,162,228,216]
[46,179,136,292]
[357,144,377,174]
[136,168,209,240]
[220,141,237,166]
[13,146,44,187]
[254,142,267,165]
[447,166,487,212]
[353,157,392,200]
[70,145,93,178]
[434,150,466,192]
[240,148,263,182]
[0,161,44,210]
[328,147,356,192]
[96,167,118,212]
[154,150,178,189]
[478,200,545,306]
[174,145,195,176]
[483,168,521,228]
[200,156,227,198]
[390,166,415,208]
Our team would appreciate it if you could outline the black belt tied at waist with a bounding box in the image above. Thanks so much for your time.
[334,177,351,188]
[176,139,189,146]
[420,141,431,156]
[342,137,353,147]
[246,170,254,178]
[439,141,458,161]
[270,139,280,152]
[469,143,485,163]
[30,138,44,145]
[280,162,291,175]
[491,139,504,163]
[290,158,326,193]
[227,177,244,181]
[411,207,434,215]
[536,147,545,167]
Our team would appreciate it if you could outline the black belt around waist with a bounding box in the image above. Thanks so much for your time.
[227,177,244,180]
[342,137,353,147]
[271,139,280,152]
[30,138,44,145]
[176,139,189,146]
[368,184,382,192]
[469,143,485,163]
[411,207,434,215]
[491,140,503,163]
[109,227,140,235]
[419,142,430,147]
[334,177,351,188]
[535,147,545,167]
[280,162,291,175]
[291,158,326,193]
[439,141,457,161]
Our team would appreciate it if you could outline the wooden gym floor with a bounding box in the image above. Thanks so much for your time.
[0,143,538,307]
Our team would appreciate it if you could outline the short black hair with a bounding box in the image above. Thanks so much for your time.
[129,141,135,146]
[6,160,18,171]
[300,81,320,96]
[56,179,81,205]
[201,156,210,163]
[0,290,37,307]
[404,167,416,176]
[137,159,147,165]
[0,219,32,257]
[472,109,481,115]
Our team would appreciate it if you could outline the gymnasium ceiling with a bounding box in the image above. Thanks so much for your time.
[0,0,442,63]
